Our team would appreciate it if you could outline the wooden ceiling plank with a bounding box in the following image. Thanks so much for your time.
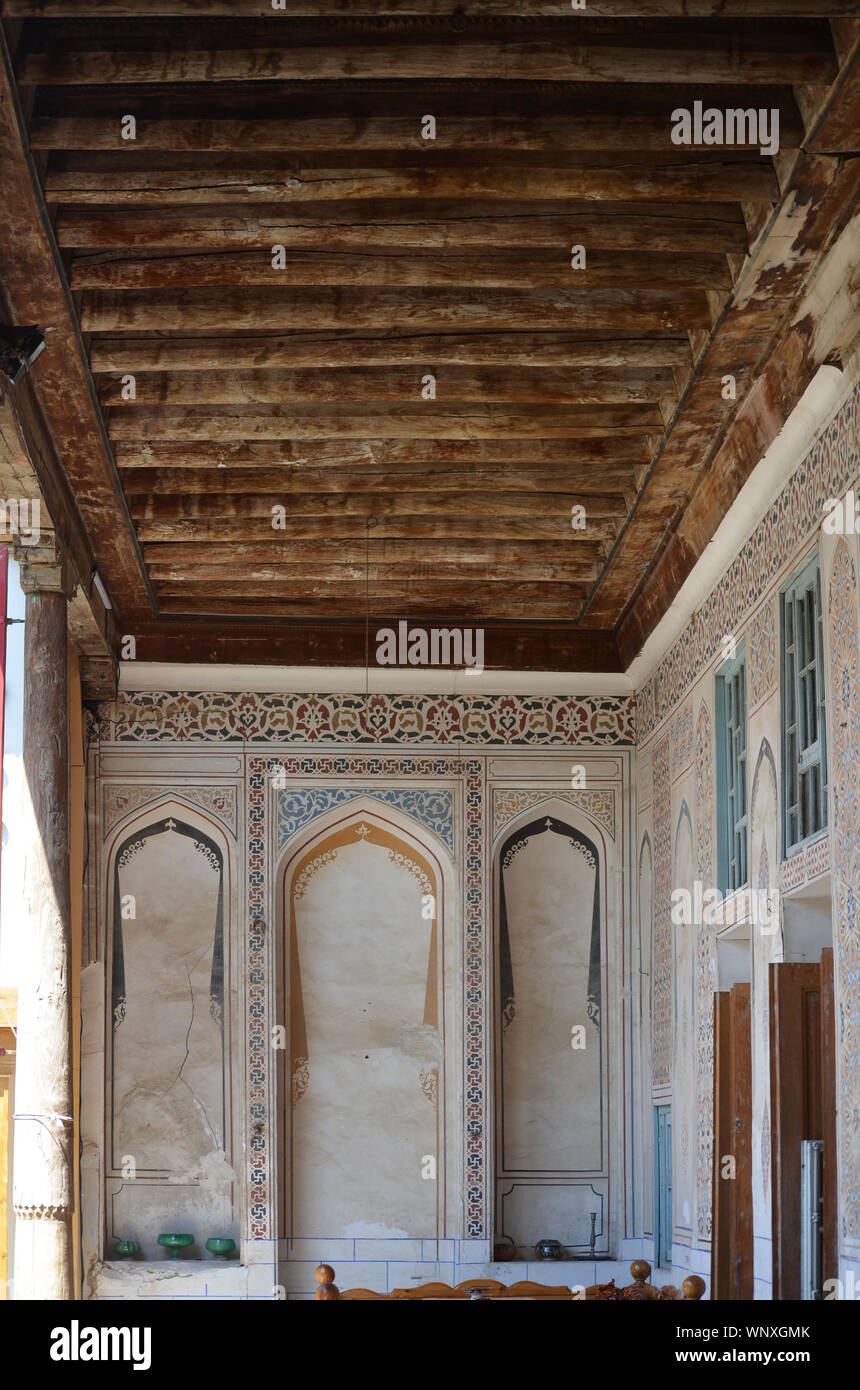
[116,620,625,672]
[146,559,596,582]
[141,536,607,562]
[113,437,652,471]
[6,2,855,16]
[96,365,677,406]
[106,402,664,439]
[57,203,750,254]
[80,286,713,333]
[45,160,779,204]
[71,248,733,292]
[91,334,693,373]
[154,596,587,619]
[127,489,629,519]
[121,463,644,493]
[31,108,805,152]
[20,29,836,87]
[135,517,615,542]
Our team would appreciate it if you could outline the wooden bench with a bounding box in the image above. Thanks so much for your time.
[314,1259,706,1300]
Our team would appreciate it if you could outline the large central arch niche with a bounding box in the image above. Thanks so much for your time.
[494,808,607,1251]
[280,806,451,1242]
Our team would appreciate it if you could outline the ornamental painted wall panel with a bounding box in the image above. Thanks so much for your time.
[828,537,860,1253]
[282,811,447,1242]
[694,704,716,1243]
[672,804,695,1241]
[652,736,672,1090]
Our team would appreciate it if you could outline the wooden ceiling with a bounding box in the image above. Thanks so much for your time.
[0,3,858,671]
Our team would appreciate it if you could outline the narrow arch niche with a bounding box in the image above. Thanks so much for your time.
[110,815,226,1174]
[282,812,445,1242]
[495,812,606,1253]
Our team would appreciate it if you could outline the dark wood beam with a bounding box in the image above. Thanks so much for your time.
[142,536,607,564]
[121,464,645,494]
[127,489,628,520]
[96,366,676,406]
[113,435,652,469]
[136,517,615,543]
[19,22,836,87]
[155,595,584,619]
[120,618,624,672]
[45,157,779,205]
[71,248,733,292]
[80,287,712,333]
[5,1,855,16]
[31,107,804,152]
[56,202,750,255]
[90,334,692,373]
[146,558,595,583]
[106,402,662,439]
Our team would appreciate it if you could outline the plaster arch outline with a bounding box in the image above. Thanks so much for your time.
[275,797,461,1245]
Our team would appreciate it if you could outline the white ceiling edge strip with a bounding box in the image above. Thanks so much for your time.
[118,360,853,701]
[118,662,634,696]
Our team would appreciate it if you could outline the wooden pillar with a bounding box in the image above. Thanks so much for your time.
[11,565,74,1300]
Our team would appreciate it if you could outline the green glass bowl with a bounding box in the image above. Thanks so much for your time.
[158,1233,195,1260]
[114,1239,140,1260]
[205,1237,236,1259]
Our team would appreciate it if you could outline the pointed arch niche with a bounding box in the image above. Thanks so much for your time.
[493,800,609,1256]
[277,799,459,1245]
[103,797,238,1259]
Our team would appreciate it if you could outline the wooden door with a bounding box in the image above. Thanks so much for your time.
[711,983,753,1299]
[770,955,837,1299]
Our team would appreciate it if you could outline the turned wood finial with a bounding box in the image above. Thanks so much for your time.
[630,1259,652,1285]
[682,1274,706,1301]
[315,1263,339,1300]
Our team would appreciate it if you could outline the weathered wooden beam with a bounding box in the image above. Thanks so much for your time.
[91,334,692,373]
[142,536,605,564]
[155,594,584,619]
[107,402,662,439]
[57,203,751,255]
[30,111,803,153]
[155,578,589,603]
[146,558,594,583]
[97,366,677,406]
[20,25,836,87]
[81,287,712,333]
[127,489,628,520]
[6,1,854,16]
[136,517,614,543]
[72,248,733,292]
[114,436,652,470]
[116,618,624,672]
[121,464,644,494]
[45,158,779,205]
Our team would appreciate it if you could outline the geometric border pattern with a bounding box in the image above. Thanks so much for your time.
[105,691,636,747]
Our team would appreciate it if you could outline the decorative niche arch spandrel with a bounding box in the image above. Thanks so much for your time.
[278,801,457,1244]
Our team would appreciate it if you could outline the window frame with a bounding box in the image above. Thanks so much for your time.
[780,553,828,858]
[715,644,748,895]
